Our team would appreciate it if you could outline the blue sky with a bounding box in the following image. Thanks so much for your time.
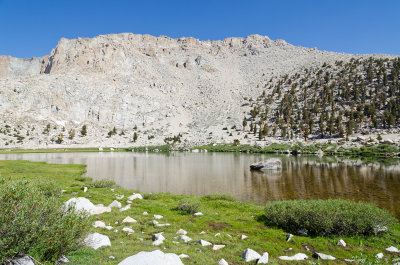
[1,0,399,58]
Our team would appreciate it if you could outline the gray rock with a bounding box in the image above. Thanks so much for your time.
[118,250,184,265]
[286,234,293,242]
[250,158,282,170]
[108,200,122,208]
[65,197,111,215]
[152,232,165,242]
[257,252,269,264]
[279,253,308,261]
[213,244,226,250]
[241,248,261,262]
[376,253,383,259]
[58,255,70,263]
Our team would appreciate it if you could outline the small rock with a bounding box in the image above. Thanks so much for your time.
[114,229,118,233]
[344,259,355,262]
[153,214,163,219]
[313,252,336,260]
[10,256,35,265]
[218,258,229,265]
[84,233,111,250]
[118,250,184,265]
[156,223,171,227]
[151,220,159,225]
[152,232,165,242]
[105,225,113,230]
[122,227,134,234]
[386,246,399,253]
[122,216,137,223]
[241,234,248,240]
[257,252,269,264]
[128,193,143,200]
[279,253,308,261]
[58,255,70,263]
[376,253,383,259]
[174,235,192,243]
[297,229,308,236]
[213,244,226,250]
[108,200,122,208]
[337,239,347,247]
[286,234,293,242]
[115,195,124,200]
[178,254,189,259]
[152,240,164,246]
[196,239,212,246]
[200,231,206,234]
[119,204,131,212]
[241,248,261,262]
[193,212,203,216]
[143,211,148,215]
[94,221,106,228]
[215,233,220,237]
[83,187,88,193]
[176,229,187,235]
[109,256,115,259]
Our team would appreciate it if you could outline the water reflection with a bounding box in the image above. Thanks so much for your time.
[0,152,399,218]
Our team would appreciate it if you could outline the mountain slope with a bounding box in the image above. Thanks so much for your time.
[0,33,392,148]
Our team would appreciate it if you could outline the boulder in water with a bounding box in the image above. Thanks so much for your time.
[250,158,282,170]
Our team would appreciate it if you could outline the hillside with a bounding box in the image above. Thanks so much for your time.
[0,33,397,148]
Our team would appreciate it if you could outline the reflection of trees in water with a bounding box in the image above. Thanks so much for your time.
[249,156,400,218]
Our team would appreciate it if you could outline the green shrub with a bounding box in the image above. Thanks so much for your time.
[89,179,115,188]
[202,194,236,202]
[143,193,160,200]
[178,200,200,214]
[264,199,396,236]
[0,180,90,263]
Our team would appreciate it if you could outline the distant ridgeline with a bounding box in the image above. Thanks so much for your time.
[242,57,400,140]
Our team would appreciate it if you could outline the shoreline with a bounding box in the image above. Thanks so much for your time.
[1,142,399,158]
[1,160,399,264]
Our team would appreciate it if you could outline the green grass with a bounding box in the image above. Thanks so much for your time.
[0,160,399,264]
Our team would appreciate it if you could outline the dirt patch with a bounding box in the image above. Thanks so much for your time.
[206,221,232,231]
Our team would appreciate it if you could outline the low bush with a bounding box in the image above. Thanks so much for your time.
[264,199,397,236]
[202,194,236,202]
[0,180,90,263]
[178,200,200,214]
[89,179,116,188]
[143,193,160,200]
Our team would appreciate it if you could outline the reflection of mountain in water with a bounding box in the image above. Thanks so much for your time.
[0,152,399,218]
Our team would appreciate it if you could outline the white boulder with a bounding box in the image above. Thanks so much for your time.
[174,235,192,243]
[314,252,336,260]
[120,204,131,212]
[153,214,163,219]
[279,253,308,261]
[118,250,184,265]
[10,256,35,265]
[108,200,122,208]
[128,193,143,200]
[65,197,111,215]
[122,216,137,223]
[337,239,347,247]
[218,259,229,265]
[213,244,226,250]
[196,239,212,246]
[176,229,187,235]
[257,252,269,264]
[84,233,111,250]
[386,246,399,253]
[241,248,261,262]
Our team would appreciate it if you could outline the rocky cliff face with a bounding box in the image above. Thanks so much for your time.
[0,33,365,148]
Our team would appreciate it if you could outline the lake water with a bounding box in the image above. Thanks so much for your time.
[1,152,400,218]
